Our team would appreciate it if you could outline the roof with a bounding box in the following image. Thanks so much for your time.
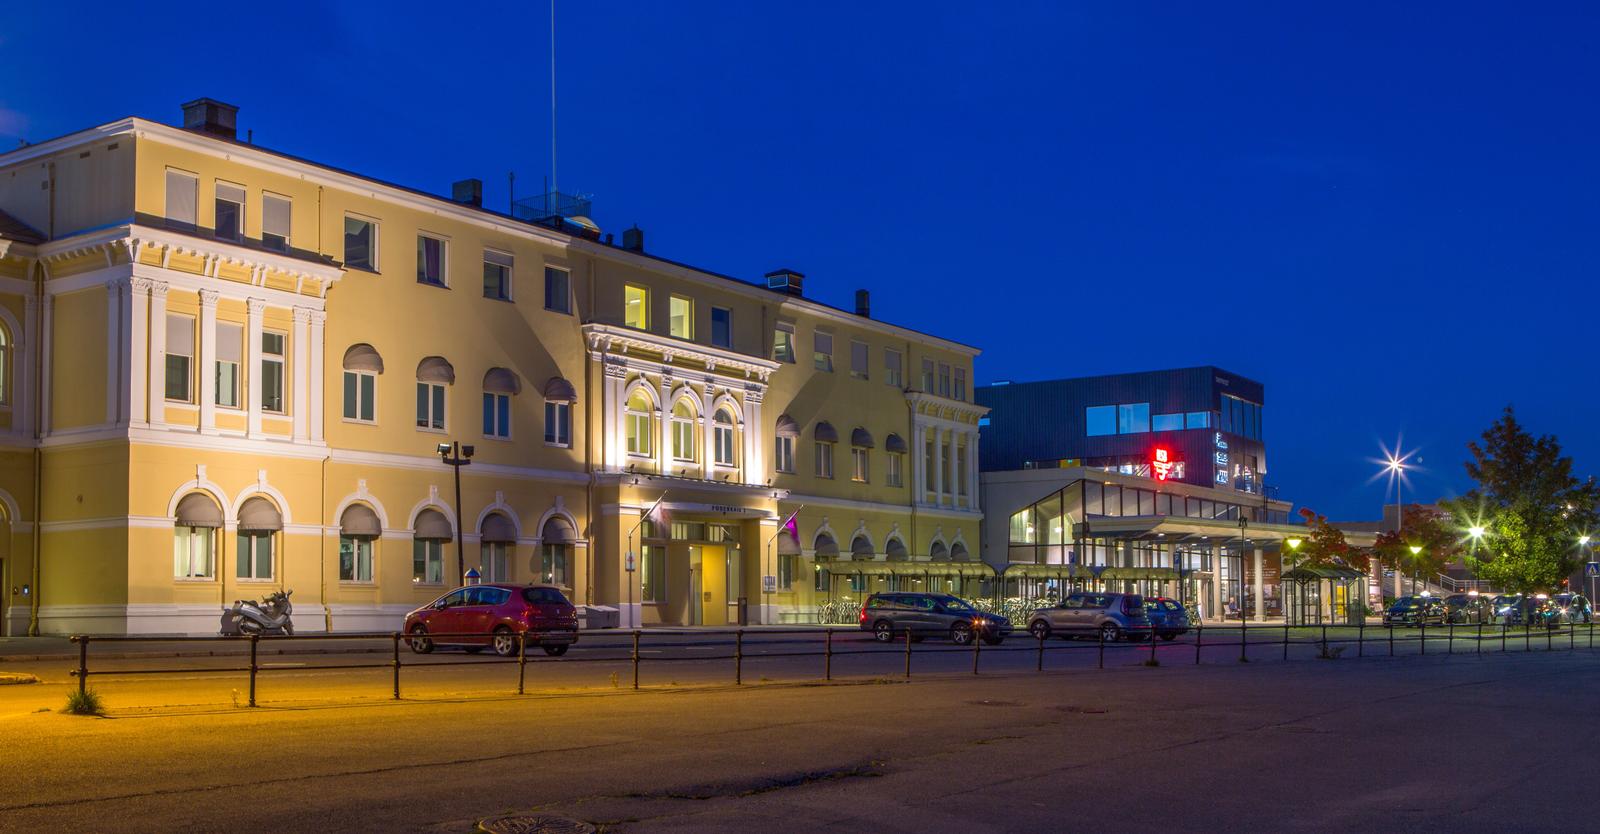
[979,366,1263,392]
[0,209,44,244]
[0,116,978,354]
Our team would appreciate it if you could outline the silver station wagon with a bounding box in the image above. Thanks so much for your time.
[1027,592,1154,642]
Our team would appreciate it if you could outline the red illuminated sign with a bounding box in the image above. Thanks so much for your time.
[1152,447,1183,482]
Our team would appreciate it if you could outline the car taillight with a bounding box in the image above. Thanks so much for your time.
[859,607,868,623]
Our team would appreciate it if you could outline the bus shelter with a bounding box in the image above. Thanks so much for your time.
[1282,565,1367,625]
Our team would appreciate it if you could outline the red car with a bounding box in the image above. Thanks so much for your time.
[405,584,579,657]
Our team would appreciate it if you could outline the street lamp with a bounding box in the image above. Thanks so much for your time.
[1408,544,1423,597]
[1581,535,1594,607]
[437,442,475,586]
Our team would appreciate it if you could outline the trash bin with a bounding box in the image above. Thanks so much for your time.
[581,605,619,629]
[737,597,749,626]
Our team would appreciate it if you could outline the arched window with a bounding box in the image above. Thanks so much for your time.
[342,344,383,423]
[950,541,970,562]
[541,516,577,586]
[814,532,840,561]
[625,389,654,457]
[415,356,454,431]
[413,508,452,584]
[481,512,518,582]
[774,414,800,474]
[930,540,949,561]
[0,325,10,406]
[850,535,874,559]
[339,503,381,582]
[543,376,576,447]
[713,407,737,467]
[886,537,909,562]
[174,493,222,579]
[236,497,283,581]
[671,399,697,462]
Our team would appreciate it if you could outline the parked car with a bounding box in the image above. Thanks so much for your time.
[1545,593,1591,625]
[1443,593,1494,625]
[1491,594,1534,626]
[1383,595,1446,627]
[1027,592,1153,643]
[405,584,579,657]
[1143,597,1190,641]
[859,593,1011,645]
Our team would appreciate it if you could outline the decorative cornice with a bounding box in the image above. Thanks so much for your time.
[583,323,779,384]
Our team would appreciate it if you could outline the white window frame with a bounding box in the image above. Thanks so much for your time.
[813,330,834,372]
[624,284,650,330]
[417,232,448,287]
[261,330,286,414]
[214,320,242,409]
[344,214,379,271]
[775,435,795,473]
[544,265,571,313]
[343,370,377,424]
[815,441,835,479]
[482,541,509,582]
[262,192,291,251]
[669,294,694,340]
[214,180,246,242]
[165,168,198,229]
[541,543,571,586]
[711,306,732,348]
[713,409,737,467]
[483,248,513,301]
[851,447,869,483]
[237,531,274,581]
[165,313,195,404]
[885,348,903,388]
[671,400,698,462]
[625,392,653,457]
[544,399,571,447]
[417,381,446,431]
[773,321,796,363]
[850,340,869,380]
[413,539,445,584]
[483,391,512,439]
[339,536,375,583]
[173,526,215,579]
[887,452,904,487]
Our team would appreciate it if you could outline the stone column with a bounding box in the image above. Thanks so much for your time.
[657,376,673,475]
[967,430,980,510]
[743,392,764,486]
[291,307,311,441]
[128,278,150,428]
[912,424,926,505]
[197,290,219,433]
[19,293,37,438]
[701,389,715,480]
[307,310,325,442]
[932,427,944,506]
[245,298,265,438]
[1253,547,1265,622]
[38,292,53,436]
[147,283,167,428]
[602,364,624,470]
[106,279,131,426]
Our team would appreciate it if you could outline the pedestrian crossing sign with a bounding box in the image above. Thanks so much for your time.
[1586,562,1599,577]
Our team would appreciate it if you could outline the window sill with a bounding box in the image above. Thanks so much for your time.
[418,280,450,290]
[543,306,572,315]
[482,434,513,442]
[263,411,289,420]
[237,578,277,584]
[165,400,198,409]
[344,264,380,275]
[174,576,216,583]
[417,426,447,434]
[411,580,446,587]
[544,441,572,449]
[483,294,514,303]
[626,452,653,460]
[342,418,377,426]
[339,581,378,587]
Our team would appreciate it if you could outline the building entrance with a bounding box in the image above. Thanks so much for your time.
[688,545,728,626]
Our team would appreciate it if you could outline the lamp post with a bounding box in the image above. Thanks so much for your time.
[1582,535,1594,610]
[1408,544,1423,597]
[1285,537,1303,624]
[1383,451,1410,600]
[1469,526,1486,594]
[1237,516,1249,622]
[437,442,474,586]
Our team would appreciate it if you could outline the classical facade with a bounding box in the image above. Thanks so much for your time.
[0,100,983,635]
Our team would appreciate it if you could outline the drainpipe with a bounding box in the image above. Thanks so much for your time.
[28,161,54,635]
[583,254,596,607]
[321,453,330,632]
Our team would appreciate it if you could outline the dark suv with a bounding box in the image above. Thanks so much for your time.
[859,593,1011,645]
[1383,595,1446,627]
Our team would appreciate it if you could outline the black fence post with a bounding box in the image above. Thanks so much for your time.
[1358,620,1365,658]
[1419,619,1426,656]
[517,631,527,695]
[1502,621,1508,653]
[1098,625,1106,670]
[73,635,87,699]
[1477,620,1483,656]
[1571,620,1577,651]
[1194,622,1202,666]
[1149,626,1158,664]
[1448,620,1454,655]
[1239,622,1248,664]
[1036,628,1045,672]
[1547,622,1554,652]
[1389,622,1394,657]
[632,630,641,690]
[1590,621,1594,651]
[972,627,981,675]
[735,629,744,685]
[1321,623,1328,658]
[1283,624,1289,662]
[391,632,401,700]
[248,632,259,708]
[906,627,914,678]
[824,628,833,681]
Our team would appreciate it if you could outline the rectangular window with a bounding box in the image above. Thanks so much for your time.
[851,447,869,483]
[482,542,508,583]
[237,531,273,580]
[417,382,445,430]
[541,544,570,586]
[174,526,215,578]
[262,193,291,251]
[815,441,835,478]
[214,321,242,408]
[416,234,446,286]
[938,363,951,397]
[626,407,652,456]
[483,249,512,300]
[343,371,376,422]
[483,392,511,438]
[624,284,649,329]
[775,435,795,473]
[413,539,444,584]
[344,216,376,271]
[921,358,935,392]
[544,400,570,446]
[165,313,194,402]
[850,340,869,380]
[261,331,285,414]
[1085,405,1116,436]
[772,322,795,363]
[215,182,245,241]
[339,536,374,582]
[544,266,570,313]
[165,169,198,229]
[924,438,936,491]
[954,368,967,401]
[1118,402,1150,434]
[1153,412,1184,432]
[1186,411,1211,429]
[887,452,904,487]
[641,545,666,603]
[885,349,903,387]
[778,553,795,589]
[669,295,693,339]
[711,306,732,348]
[813,331,834,372]
[815,567,831,592]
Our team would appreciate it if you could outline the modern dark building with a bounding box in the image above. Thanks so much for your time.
[977,366,1267,495]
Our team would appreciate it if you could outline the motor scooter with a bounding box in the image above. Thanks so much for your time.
[220,589,294,636]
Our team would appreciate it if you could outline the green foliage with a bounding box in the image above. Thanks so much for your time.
[1440,406,1600,593]
[63,687,103,716]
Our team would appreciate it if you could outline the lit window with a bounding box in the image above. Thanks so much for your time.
[884,349,903,388]
[417,382,446,430]
[713,408,736,466]
[711,306,732,348]
[815,441,835,479]
[343,371,376,422]
[541,543,570,586]
[0,325,10,406]
[344,216,376,271]
[413,539,444,584]
[1118,403,1150,434]
[626,390,653,456]
[544,266,570,313]
[215,321,242,408]
[774,435,795,473]
[670,295,693,339]
[483,249,513,300]
[165,313,195,403]
[238,531,273,580]
[339,536,374,582]
[483,392,511,438]
[174,526,215,578]
[544,400,571,446]
[1086,405,1116,437]
[851,447,869,483]
[1153,412,1184,432]
[261,332,285,414]
[1186,411,1210,429]
[813,331,834,372]
[165,169,198,229]
[215,182,245,241]
[772,322,796,363]
[624,284,649,329]
[262,193,291,251]
[850,340,869,380]
[416,234,446,287]
[671,400,697,461]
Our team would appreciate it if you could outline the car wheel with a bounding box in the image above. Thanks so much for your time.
[1029,620,1051,640]
[408,624,433,654]
[543,644,569,657]
[1160,632,1177,641]
[1099,622,1121,643]
[872,620,896,643]
[492,626,518,657]
[951,623,975,645]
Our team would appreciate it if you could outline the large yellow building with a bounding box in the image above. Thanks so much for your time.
[0,100,985,635]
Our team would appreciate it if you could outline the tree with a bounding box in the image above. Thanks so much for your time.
[1439,406,1600,593]
[1372,506,1459,589]
[1293,508,1351,568]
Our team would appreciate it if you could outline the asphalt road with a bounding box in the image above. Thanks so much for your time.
[3,644,1599,832]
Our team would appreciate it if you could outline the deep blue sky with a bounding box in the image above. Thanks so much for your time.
[4,2,1597,520]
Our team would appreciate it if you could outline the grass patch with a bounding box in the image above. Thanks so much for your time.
[0,672,40,685]
[63,687,104,716]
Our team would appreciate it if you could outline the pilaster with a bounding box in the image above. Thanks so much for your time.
[291,307,311,441]
[128,277,150,427]
[307,309,325,442]
[197,289,219,433]
[146,283,167,428]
